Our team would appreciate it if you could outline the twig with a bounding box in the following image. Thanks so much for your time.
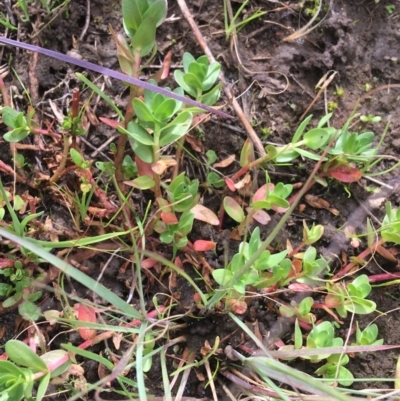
[176,0,266,157]
[79,0,91,41]
[299,71,337,121]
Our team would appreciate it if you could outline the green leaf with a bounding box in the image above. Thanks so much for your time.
[188,62,207,82]
[133,98,156,125]
[174,70,197,98]
[132,141,154,163]
[298,297,313,315]
[142,0,167,27]
[183,72,203,94]
[70,148,84,167]
[223,196,245,223]
[292,114,313,143]
[131,16,157,57]
[303,127,334,150]
[1,106,20,128]
[202,62,221,91]
[19,300,41,321]
[125,175,155,190]
[3,127,31,143]
[122,0,143,32]
[119,121,155,145]
[212,269,233,286]
[345,297,376,314]
[347,274,371,298]
[36,373,50,401]
[159,111,193,146]
[182,52,196,72]
[153,98,178,122]
[5,340,48,371]
[200,84,221,106]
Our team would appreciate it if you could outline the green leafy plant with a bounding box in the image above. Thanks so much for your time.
[354,323,383,346]
[212,227,291,295]
[325,275,376,318]
[305,321,343,361]
[1,106,36,143]
[0,340,71,401]
[279,297,316,324]
[360,114,381,123]
[314,353,354,386]
[174,52,222,104]
[294,245,329,286]
[223,181,293,231]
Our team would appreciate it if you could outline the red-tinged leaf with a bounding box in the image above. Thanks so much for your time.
[193,240,216,252]
[252,209,271,225]
[233,173,251,190]
[292,259,302,275]
[152,157,176,175]
[0,258,15,269]
[225,178,236,192]
[252,183,274,202]
[161,211,179,225]
[288,283,313,292]
[239,139,254,167]
[193,292,202,304]
[376,245,397,263]
[160,50,172,80]
[272,205,289,214]
[223,196,245,223]
[191,204,219,225]
[0,353,8,360]
[228,298,247,314]
[213,154,235,168]
[124,175,155,190]
[99,117,122,129]
[186,134,204,152]
[328,166,362,183]
[141,258,159,269]
[74,303,97,341]
[135,155,154,177]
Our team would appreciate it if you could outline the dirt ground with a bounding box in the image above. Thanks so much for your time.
[1,0,400,399]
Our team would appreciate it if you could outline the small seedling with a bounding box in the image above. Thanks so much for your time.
[360,114,381,123]
[354,323,383,346]
[325,274,376,318]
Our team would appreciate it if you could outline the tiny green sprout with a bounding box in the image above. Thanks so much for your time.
[385,5,395,14]
[381,202,400,244]
[325,274,376,318]
[174,53,222,104]
[305,321,343,361]
[213,227,292,296]
[364,83,373,92]
[261,127,272,136]
[1,106,33,142]
[109,142,117,153]
[315,353,354,386]
[327,101,338,112]
[354,323,383,346]
[360,114,382,123]
[303,221,324,245]
[334,86,345,97]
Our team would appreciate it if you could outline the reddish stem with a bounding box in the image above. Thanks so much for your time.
[333,238,385,280]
